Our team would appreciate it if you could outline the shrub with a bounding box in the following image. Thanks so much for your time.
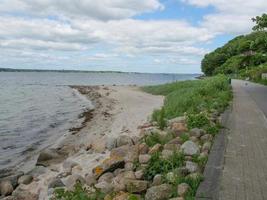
[144,152,185,181]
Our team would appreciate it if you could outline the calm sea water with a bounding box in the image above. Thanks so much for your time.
[0,72,197,173]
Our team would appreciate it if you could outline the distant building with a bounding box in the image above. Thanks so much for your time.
[262,73,267,80]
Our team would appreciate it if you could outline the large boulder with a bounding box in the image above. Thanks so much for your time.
[145,184,172,200]
[125,180,148,193]
[0,180,13,196]
[93,155,125,178]
[181,141,200,156]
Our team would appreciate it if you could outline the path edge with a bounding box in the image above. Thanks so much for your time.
[195,106,232,200]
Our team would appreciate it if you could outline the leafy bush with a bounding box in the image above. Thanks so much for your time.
[144,152,185,181]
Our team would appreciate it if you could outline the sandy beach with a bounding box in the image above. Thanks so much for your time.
[9,85,163,199]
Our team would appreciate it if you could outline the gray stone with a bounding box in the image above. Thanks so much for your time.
[36,149,61,166]
[116,135,134,147]
[200,134,213,142]
[185,161,199,173]
[138,143,149,154]
[95,181,113,194]
[177,183,190,197]
[166,172,176,183]
[0,181,13,196]
[48,178,65,188]
[125,162,134,171]
[145,184,172,200]
[18,175,33,185]
[190,128,205,138]
[202,142,212,152]
[64,174,85,190]
[126,180,148,193]
[167,116,186,126]
[139,154,151,164]
[85,173,96,186]
[164,143,180,151]
[181,141,200,156]
[135,170,144,180]
[152,174,163,186]
[106,137,117,150]
[98,172,114,183]
[62,160,79,170]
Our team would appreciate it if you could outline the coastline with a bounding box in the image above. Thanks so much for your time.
[4,85,163,199]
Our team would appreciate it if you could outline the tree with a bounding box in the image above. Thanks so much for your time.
[252,13,267,31]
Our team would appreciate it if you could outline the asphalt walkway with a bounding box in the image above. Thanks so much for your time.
[219,80,267,200]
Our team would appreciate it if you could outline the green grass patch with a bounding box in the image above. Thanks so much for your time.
[143,132,174,147]
[143,75,232,128]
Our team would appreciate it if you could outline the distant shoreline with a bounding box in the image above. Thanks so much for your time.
[0,67,201,76]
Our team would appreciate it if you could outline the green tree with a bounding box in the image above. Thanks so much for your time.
[252,13,267,31]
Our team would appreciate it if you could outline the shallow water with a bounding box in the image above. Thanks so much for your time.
[0,72,197,173]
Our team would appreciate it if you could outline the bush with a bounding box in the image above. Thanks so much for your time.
[144,152,185,181]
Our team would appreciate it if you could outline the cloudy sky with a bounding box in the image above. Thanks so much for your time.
[0,0,267,73]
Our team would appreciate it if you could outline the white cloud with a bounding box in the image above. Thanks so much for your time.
[0,0,164,21]
[182,0,267,34]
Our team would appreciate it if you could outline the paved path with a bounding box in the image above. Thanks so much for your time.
[219,80,267,200]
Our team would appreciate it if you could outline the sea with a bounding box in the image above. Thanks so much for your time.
[0,72,197,174]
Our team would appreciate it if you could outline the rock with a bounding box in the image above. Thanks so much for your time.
[199,152,208,159]
[1,171,24,189]
[64,174,85,190]
[113,168,125,176]
[72,165,83,174]
[95,181,113,194]
[99,172,114,183]
[200,134,213,142]
[176,167,189,176]
[108,191,129,200]
[177,183,190,197]
[166,172,176,183]
[189,136,198,143]
[138,143,149,154]
[106,137,117,150]
[167,116,186,126]
[185,161,199,173]
[202,142,212,152]
[167,137,183,145]
[131,136,140,145]
[92,139,106,153]
[171,122,188,133]
[48,178,65,188]
[169,198,184,200]
[189,128,205,138]
[164,143,180,151]
[145,184,172,200]
[148,144,162,154]
[62,160,79,170]
[125,162,134,171]
[135,170,144,180]
[85,173,96,186]
[139,154,151,164]
[111,174,126,192]
[18,175,33,185]
[124,171,136,179]
[181,141,200,156]
[125,180,148,193]
[93,155,125,178]
[36,149,62,166]
[0,181,13,196]
[161,150,173,159]
[12,188,38,200]
[116,135,134,147]
[152,174,163,186]
[111,145,139,163]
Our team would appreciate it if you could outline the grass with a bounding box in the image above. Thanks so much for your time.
[143,131,174,147]
[143,75,232,123]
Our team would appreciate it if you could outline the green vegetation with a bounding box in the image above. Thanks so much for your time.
[52,183,105,200]
[143,131,174,147]
[143,75,232,129]
[143,152,185,181]
[201,13,267,85]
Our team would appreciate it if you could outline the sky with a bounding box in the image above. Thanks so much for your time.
[0,0,267,74]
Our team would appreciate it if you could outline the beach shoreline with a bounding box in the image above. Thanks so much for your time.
[2,85,163,199]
